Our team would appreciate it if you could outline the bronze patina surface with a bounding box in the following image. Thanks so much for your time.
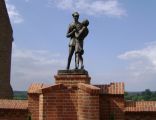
[66,12,89,70]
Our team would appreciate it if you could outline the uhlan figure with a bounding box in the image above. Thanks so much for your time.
[66,12,89,70]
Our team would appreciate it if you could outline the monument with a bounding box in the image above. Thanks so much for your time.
[66,12,89,70]
[0,4,156,119]
[57,12,90,89]
[0,0,13,99]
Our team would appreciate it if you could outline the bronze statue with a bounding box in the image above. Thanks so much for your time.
[66,12,89,70]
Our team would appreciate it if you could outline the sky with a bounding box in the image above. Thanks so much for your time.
[5,0,156,91]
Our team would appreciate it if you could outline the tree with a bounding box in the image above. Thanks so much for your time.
[142,89,152,101]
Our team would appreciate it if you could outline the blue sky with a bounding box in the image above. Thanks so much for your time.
[5,0,156,91]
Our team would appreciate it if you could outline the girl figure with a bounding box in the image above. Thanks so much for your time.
[75,19,89,69]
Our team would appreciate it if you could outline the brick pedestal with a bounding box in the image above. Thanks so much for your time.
[28,70,101,120]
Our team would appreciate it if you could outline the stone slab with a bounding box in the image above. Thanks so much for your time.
[57,69,88,75]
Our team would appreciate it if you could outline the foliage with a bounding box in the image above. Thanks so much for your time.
[125,89,156,101]
[13,91,27,100]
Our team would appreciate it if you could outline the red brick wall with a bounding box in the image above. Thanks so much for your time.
[28,79,156,120]
[99,95,111,120]
[40,88,78,120]
[29,83,100,120]
[78,89,100,120]
[28,94,40,120]
[0,109,28,120]
[99,95,125,120]
[109,95,125,120]
[125,112,156,120]
[78,83,100,120]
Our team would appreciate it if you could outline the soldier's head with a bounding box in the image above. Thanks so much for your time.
[82,19,89,27]
[72,12,79,22]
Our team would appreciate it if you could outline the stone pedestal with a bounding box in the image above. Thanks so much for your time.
[54,69,91,88]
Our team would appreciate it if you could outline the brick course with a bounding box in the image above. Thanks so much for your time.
[0,100,28,120]
[125,101,156,112]
[0,109,28,120]
[55,74,90,87]
[125,112,156,120]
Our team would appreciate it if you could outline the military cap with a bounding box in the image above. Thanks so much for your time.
[72,12,79,17]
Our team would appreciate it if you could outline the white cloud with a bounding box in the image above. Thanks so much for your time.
[5,0,24,23]
[118,43,156,70]
[11,44,66,90]
[117,42,156,91]
[48,0,126,17]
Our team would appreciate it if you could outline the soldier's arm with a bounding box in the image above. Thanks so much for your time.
[66,24,76,38]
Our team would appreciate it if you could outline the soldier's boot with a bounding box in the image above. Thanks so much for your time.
[66,60,70,70]
[81,65,84,70]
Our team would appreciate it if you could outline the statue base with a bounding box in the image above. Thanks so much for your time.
[55,69,90,88]
[58,69,88,75]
